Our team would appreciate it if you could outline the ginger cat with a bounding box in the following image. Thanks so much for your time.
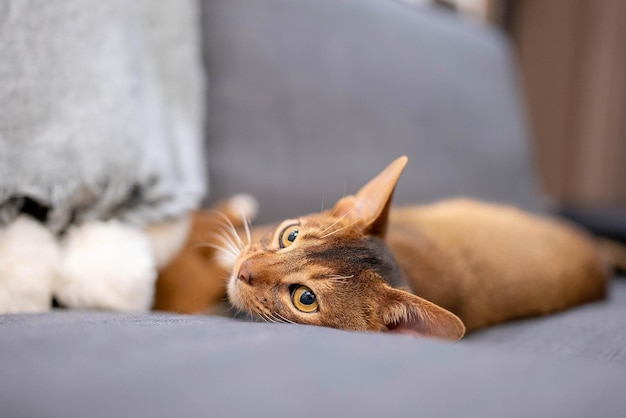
[154,157,625,340]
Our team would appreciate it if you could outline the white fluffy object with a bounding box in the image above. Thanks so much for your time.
[0,216,60,313]
[226,194,259,222]
[143,216,191,270]
[56,221,157,311]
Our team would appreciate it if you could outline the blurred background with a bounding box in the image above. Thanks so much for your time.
[202,0,626,242]
[418,0,626,238]
[1,0,624,240]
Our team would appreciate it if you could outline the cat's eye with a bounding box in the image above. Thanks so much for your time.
[279,224,299,249]
[290,285,318,313]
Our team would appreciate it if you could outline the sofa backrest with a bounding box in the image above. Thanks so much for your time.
[202,0,541,223]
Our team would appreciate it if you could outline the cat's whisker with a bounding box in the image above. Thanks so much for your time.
[242,210,252,246]
[213,223,245,251]
[325,274,354,281]
[320,218,360,239]
[327,202,339,218]
[273,312,296,325]
[212,241,240,263]
[209,209,246,249]
[261,312,280,324]
[270,314,287,324]
[320,213,338,234]
[211,219,240,236]
[195,242,235,256]
[195,242,239,267]
[215,235,242,257]
[214,232,243,255]
[203,220,246,259]
[320,206,356,235]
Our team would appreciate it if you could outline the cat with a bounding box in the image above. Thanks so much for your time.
[154,156,626,340]
[154,195,259,314]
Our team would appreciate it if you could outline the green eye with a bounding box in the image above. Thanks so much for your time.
[290,285,318,313]
[279,225,299,249]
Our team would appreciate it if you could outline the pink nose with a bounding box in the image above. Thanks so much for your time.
[237,261,252,284]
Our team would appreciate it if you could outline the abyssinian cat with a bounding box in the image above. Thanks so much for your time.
[154,157,626,340]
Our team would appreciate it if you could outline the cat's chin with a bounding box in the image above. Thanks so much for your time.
[226,275,245,311]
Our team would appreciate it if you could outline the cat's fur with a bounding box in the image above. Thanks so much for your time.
[154,195,258,313]
[154,157,626,340]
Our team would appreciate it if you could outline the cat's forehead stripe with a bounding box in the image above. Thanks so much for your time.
[299,235,403,287]
[304,239,386,275]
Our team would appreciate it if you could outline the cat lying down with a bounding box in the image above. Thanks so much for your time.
[154,157,626,340]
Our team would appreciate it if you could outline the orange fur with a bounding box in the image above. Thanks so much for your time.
[155,157,619,340]
[153,201,244,313]
[387,199,608,331]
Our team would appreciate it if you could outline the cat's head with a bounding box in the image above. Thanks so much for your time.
[226,157,465,340]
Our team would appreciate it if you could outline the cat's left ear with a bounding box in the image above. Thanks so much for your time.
[333,156,408,237]
[379,286,466,341]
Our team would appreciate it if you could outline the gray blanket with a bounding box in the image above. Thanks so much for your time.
[0,0,206,232]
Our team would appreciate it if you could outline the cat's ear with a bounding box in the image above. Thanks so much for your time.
[379,287,466,341]
[333,156,408,237]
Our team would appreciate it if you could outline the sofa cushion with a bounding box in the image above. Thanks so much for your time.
[202,0,541,223]
[463,276,626,363]
[1,309,625,418]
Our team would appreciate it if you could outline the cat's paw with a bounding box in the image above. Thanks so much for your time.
[0,216,60,313]
[225,194,259,224]
[55,220,157,311]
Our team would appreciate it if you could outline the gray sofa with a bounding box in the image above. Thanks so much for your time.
[2,1,625,417]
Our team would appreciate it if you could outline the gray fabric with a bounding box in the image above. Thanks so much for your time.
[2,2,623,417]
[0,0,206,232]
[203,0,541,224]
[1,309,626,418]
[2,281,625,417]
[463,277,626,363]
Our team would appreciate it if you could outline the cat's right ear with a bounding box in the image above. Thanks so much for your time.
[332,156,408,237]
[379,287,466,341]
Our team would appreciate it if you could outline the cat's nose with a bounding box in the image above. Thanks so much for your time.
[237,261,252,284]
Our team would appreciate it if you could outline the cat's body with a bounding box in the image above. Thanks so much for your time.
[386,200,607,331]
[155,157,624,340]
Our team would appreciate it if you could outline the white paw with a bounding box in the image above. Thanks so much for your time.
[143,215,191,269]
[0,216,60,313]
[56,221,157,311]
[227,194,259,222]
